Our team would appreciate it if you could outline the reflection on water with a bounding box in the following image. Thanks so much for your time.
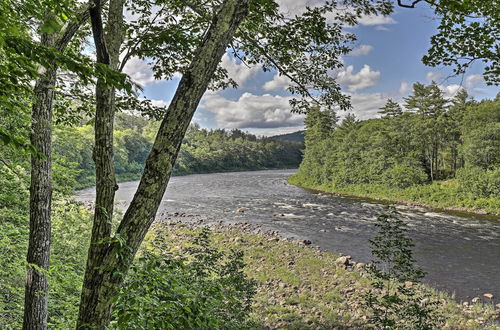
[75,169,500,302]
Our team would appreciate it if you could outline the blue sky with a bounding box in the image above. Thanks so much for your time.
[123,1,499,136]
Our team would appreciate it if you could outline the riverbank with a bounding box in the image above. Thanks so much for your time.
[149,220,500,329]
[288,175,500,217]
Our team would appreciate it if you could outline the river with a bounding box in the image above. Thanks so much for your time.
[74,169,500,303]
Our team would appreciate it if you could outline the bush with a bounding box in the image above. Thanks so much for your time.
[364,210,443,329]
[111,229,256,329]
[457,167,500,199]
[383,164,428,189]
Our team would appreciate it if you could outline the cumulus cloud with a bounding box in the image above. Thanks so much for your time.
[349,44,374,56]
[340,92,388,120]
[220,54,261,87]
[151,99,169,108]
[275,0,324,16]
[465,74,483,89]
[263,74,292,91]
[201,92,304,129]
[398,81,410,95]
[358,14,396,26]
[337,64,381,91]
[439,84,463,99]
[426,71,442,82]
[123,57,156,86]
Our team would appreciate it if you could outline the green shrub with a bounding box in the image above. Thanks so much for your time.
[364,210,443,329]
[111,229,256,329]
[457,167,500,199]
[383,164,428,189]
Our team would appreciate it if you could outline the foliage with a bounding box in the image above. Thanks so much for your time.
[53,114,303,188]
[292,86,500,213]
[112,229,256,329]
[457,167,500,199]
[416,0,499,85]
[364,210,443,329]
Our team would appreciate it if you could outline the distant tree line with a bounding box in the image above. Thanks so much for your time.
[292,83,499,212]
[53,113,303,189]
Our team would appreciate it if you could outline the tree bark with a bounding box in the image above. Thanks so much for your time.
[78,0,124,327]
[23,32,57,330]
[76,1,249,328]
[23,6,91,328]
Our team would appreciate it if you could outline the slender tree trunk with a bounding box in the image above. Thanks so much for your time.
[23,32,57,330]
[23,5,91,328]
[76,1,249,327]
[78,0,124,328]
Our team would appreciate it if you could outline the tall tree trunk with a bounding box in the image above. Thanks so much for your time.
[23,6,91,329]
[78,0,124,327]
[23,32,57,330]
[76,1,249,327]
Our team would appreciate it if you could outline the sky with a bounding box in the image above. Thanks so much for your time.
[123,0,499,136]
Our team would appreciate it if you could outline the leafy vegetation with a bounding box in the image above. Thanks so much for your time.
[364,210,443,329]
[291,86,500,214]
[53,113,303,188]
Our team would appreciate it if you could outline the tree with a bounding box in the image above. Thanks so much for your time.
[21,4,91,328]
[76,1,250,327]
[405,82,447,181]
[77,0,393,327]
[397,0,499,85]
[427,0,499,85]
[378,99,403,117]
[304,106,337,147]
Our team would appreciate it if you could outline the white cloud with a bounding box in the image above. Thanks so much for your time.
[151,99,169,108]
[426,71,442,82]
[358,14,396,26]
[465,74,483,89]
[201,92,304,129]
[263,73,292,91]
[439,84,463,99]
[340,92,388,120]
[337,64,380,91]
[398,81,410,95]
[220,54,261,87]
[349,44,374,56]
[123,57,156,86]
[275,0,324,16]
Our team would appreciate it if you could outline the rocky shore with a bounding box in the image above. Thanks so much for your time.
[146,218,500,329]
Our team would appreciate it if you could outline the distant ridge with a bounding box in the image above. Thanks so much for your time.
[270,131,305,143]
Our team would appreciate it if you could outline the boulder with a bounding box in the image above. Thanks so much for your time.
[302,239,312,245]
[335,255,351,266]
[235,208,246,213]
[471,297,481,303]
[483,293,494,299]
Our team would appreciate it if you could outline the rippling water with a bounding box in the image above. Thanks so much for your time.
[75,169,500,302]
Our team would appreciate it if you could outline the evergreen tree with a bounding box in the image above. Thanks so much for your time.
[378,99,403,117]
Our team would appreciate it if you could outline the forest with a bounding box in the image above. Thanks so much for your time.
[53,113,303,188]
[291,84,500,213]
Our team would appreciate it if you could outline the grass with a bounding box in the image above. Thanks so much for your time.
[288,174,500,216]
[146,221,500,329]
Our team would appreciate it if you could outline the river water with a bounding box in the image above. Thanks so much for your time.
[75,169,499,303]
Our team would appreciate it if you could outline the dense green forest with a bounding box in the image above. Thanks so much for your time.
[291,84,500,213]
[53,113,303,188]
